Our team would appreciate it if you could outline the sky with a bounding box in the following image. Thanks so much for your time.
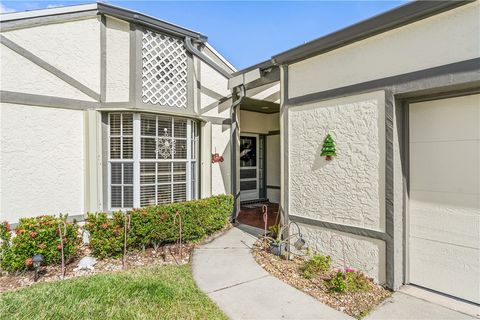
[1,1,408,70]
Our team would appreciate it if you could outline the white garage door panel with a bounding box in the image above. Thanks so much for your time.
[410,141,479,194]
[409,94,480,304]
[409,237,480,303]
[410,194,480,248]
[409,94,480,142]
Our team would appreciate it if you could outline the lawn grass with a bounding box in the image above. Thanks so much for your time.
[0,265,227,320]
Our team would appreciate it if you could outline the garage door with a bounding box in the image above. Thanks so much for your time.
[409,94,480,304]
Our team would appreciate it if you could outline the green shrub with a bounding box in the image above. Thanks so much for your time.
[0,215,79,272]
[84,212,126,259]
[328,268,370,293]
[0,221,12,261]
[300,253,332,279]
[85,195,233,258]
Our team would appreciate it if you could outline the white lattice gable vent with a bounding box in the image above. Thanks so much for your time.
[142,29,188,108]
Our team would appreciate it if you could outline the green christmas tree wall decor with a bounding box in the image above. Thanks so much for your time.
[321,133,337,161]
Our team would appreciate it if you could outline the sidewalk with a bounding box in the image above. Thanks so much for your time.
[192,227,351,320]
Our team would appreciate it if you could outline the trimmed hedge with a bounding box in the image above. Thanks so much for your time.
[0,195,233,269]
[0,215,79,272]
[82,212,126,259]
[85,194,233,258]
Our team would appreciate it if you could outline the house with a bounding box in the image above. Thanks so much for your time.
[228,0,479,305]
[0,3,234,223]
[1,1,479,305]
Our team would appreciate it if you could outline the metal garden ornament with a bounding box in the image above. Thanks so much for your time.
[321,133,337,161]
[58,221,67,279]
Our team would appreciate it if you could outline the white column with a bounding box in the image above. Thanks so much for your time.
[200,121,212,198]
[133,113,141,208]
[186,120,192,200]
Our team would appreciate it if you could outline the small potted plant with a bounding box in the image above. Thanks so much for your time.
[266,224,287,256]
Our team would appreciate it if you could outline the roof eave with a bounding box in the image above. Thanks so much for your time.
[0,3,98,22]
[0,2,207,41]
[272,0,473,65]
[231,59,276,77]
[97,2,207,41]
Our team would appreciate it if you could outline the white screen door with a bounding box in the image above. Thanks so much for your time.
[240,134,259,201]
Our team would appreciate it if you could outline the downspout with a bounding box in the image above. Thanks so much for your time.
[184,37,232,79]
[230,85,245,222]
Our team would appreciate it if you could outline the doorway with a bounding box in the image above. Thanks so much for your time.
[240,134,259,201]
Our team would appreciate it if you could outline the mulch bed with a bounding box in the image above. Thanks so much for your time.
[0,224,232,293]
[251,238,391,319]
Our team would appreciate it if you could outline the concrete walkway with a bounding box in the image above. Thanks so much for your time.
[193,227,478,320]
[192,227,350,320]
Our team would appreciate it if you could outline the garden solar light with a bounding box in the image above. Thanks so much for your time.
[289,221,306,250]
[294,237,306,250]
[32,254,44,269]
[32,254,44,282]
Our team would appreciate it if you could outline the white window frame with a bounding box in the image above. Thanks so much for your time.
[108,113,198,211]
[108,113,134,210]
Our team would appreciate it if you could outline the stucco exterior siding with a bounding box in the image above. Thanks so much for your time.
[0,103,85,223]
[199,60,231,119]
[282,3,480,291]
[105,16,130,102]
[0,44,95,101]
[197,59,233,196]
[266,134,280,203]
[200,121,212,197]
[0,4,239,224]
[3,17,101,95]
[288,91,386,231]
[211,123,231,195]
[298,223,386,283]
[288,1,480,98]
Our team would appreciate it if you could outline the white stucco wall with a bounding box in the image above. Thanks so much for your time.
[3,17,101,94]
[203,44,236,75]
[298,223,386,283]
[211,123,231,195]
[197,58,233,197]
[288,91,386,231]
[199,61,231,119]
[105,16,130,102]
[288,1,480,98]
[0,44,95,101]
[0,103,85,222]
[267,134,280,203]
[0,8,236,219]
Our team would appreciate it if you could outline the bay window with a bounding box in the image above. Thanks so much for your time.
[108,113,198,210]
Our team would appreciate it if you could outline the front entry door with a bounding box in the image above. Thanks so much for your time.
[240,134,259,201]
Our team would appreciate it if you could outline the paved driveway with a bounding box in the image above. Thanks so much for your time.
[367,291,479,320]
